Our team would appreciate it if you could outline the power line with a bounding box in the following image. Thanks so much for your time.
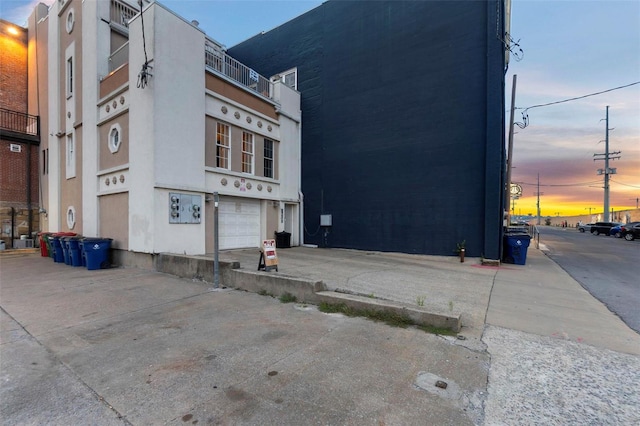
[611,179,640,189]
[517,81,640,111]
[512,81,640,129]
[518,179,640,188]
[518,180,603,187]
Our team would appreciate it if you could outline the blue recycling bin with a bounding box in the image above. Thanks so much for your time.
[50,232,77,263]
[61,237,73,265]
[78,239,87,266]
[67,237,83,267]
[504,234,531,265]
[50,236,65,263]
[83,238,113,270]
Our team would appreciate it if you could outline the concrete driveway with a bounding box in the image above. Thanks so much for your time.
[1,252,488,425]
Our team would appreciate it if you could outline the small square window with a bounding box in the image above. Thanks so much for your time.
[275,68,297,90]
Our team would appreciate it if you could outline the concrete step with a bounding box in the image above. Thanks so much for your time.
[316,291,461,332]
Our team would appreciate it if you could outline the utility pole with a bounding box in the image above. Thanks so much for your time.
[630,198,639,209]
[594,106,621,222]
[585,207,594,216]
[505,74,517,227]
[534,173,543,225]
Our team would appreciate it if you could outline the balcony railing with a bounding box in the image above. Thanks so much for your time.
[109,41,129,72]
[111,0,138,31]
[205,41,273,100]
[0,108,39,137]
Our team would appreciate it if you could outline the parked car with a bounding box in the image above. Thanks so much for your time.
[578,223,594,233]
[590,222,622,236]
[620,222,640,241]
[608,222,638,237]
[609,224,624,237]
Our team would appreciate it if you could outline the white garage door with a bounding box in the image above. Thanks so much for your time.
[219,198,261,250]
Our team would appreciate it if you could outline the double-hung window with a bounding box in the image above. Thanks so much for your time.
[242,131,254,174]
[66,133,75,178]
[216,123,230,169]
[66,57,73,98]
[264,138,274,178]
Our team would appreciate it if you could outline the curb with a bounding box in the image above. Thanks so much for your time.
[316,291,462,332]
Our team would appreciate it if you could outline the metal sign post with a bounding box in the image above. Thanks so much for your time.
[213,192,219,288]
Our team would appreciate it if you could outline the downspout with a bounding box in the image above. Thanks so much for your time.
[35,15,45,228]
[298,119,304,246]
[11,207,15,247]
[27,139,33,238]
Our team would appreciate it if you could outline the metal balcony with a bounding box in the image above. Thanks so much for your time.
[205,41,273,100]
[110,0,138,31]
[0,108,39,143]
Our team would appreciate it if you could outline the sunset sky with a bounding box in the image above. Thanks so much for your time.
[3,0,639,219]
[505,0,639,218]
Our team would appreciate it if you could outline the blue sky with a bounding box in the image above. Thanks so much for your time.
[2,0,639,216]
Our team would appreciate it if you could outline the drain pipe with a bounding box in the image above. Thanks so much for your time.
[213,192,219,288]
[297,118,303,246]
[11,207,15,248]
[27,141,33,239]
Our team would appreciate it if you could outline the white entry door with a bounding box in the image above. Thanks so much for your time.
[219,198,261,249]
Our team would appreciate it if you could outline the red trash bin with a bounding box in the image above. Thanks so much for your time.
[38,232,52,257]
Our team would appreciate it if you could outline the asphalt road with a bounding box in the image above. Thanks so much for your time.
[537,225,640,334]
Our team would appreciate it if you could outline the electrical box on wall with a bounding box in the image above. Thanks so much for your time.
[320,214,332,227]
[169,192,202,224]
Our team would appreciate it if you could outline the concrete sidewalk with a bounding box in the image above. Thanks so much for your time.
[220,246,640,353]
[1,246,639,424]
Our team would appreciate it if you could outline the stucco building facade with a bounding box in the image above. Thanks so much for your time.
[25,0,301,262]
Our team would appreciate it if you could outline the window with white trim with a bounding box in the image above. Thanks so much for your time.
[216,122,230,169]
[66,206,76,229]
[264,138,274,179]
[277,67,297,90]
[242,131,254,174]
[42,148,48,175]
[66,133,75,179]
[66,9,74,33]
[66,56,73,98]
[108,123,122,153]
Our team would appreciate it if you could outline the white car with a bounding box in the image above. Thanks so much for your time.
[577,223,594,233]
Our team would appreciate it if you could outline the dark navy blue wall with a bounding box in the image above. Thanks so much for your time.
[230,0,506,258]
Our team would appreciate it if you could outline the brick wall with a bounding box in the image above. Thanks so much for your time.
[0,140,39,206]
[0,21,28,113]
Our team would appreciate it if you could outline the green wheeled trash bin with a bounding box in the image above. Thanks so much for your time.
[503,234,531,265]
